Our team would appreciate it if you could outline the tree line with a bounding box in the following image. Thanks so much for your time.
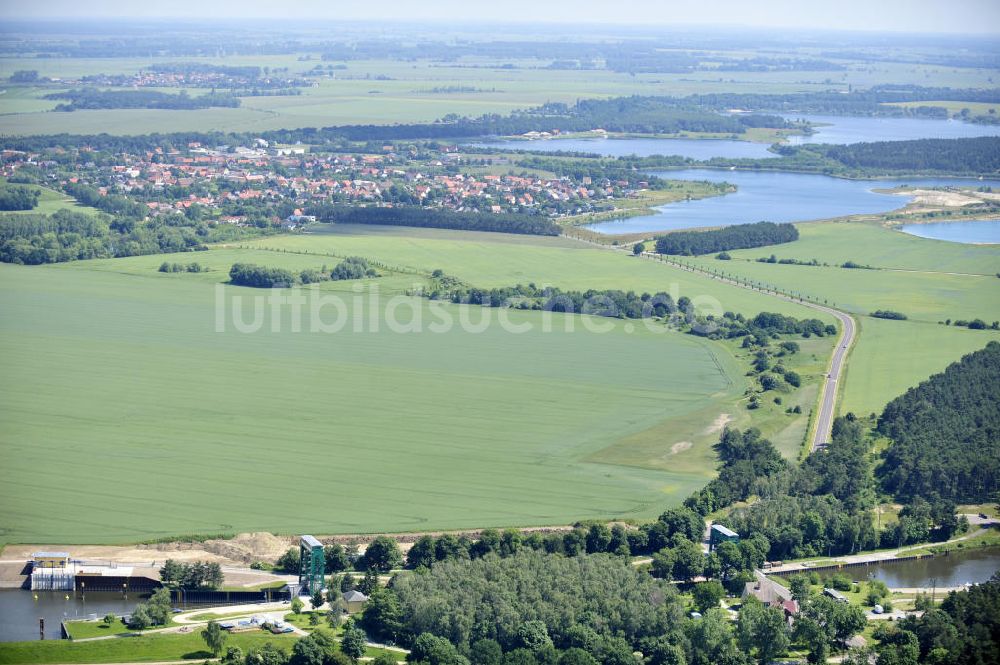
[0,209,208,265]
[45,89,241,112]
[306,205,561,236]
[654,222,799,256]
[742,136,1000,176]
[228,258,379,288]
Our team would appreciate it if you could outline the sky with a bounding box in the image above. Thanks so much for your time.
[3,0,1000,34]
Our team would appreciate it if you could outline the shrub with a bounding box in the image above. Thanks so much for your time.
[871,310,907,320]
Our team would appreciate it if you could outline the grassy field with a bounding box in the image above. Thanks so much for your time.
[885,100,1000,117]
[841,318,997,415]
[0,257,752,544]
[724,221,1000,276]
[687,221,1000,414]
[0,630,296,664]
[0,178,98,217]
[0,221,838,545]
[2,50,996,135]
[241,225,834,321]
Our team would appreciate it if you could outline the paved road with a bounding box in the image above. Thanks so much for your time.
[805,303,856,451]
[636,253,857,451]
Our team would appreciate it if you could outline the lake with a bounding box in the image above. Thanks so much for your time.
[471,116,1000,161]
[784,114,1000,145]
[899,220,1000,245]
[584,170,1000,234]
[470,136,775,160]
[845,547,1000,588]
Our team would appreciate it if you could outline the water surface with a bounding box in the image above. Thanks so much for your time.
[585,170,1000,234]
[784,114,1000,145]
[0,590,143,642]
[845,547,1000,588]
[471,136,774,160]
[899,220,1000,245]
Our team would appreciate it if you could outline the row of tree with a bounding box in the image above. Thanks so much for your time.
[306,205,561,236]
[45,89,241,112]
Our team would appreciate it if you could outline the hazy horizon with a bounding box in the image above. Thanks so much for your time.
[4,0,1000,35]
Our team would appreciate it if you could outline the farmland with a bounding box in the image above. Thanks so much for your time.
[0,218,845,545]
[241,224,835,321]
[2,46,998,135]
[0,256,745,544]
[687,221,1000,413]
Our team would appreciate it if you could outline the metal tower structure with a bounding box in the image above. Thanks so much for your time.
[299,535,325,595]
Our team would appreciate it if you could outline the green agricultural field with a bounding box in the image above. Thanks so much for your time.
[724,221,1000,276]
[687,222,1000,413]
[0,629,296,664]
[0,258,758,544]
[2,47,995,135]
[685,255,996,324]
[841,318,998,415]
[242,225,834,322]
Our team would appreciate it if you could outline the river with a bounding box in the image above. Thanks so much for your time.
[845,547,1000,588]
[0,590,144,642]
[584,170,1000,234]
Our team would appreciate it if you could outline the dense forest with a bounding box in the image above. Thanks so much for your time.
[0,209,209,264]
[688,416,966,561]
[0,184,41,211]
[306,205,561,236]
[720,136,1000,175]
[876,341,1000,504]
[45,89,241,111]
[654,222,799,256]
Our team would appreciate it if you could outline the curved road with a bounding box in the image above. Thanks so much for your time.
[636,251,857,451]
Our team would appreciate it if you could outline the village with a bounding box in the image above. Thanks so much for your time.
[0,139,645,228]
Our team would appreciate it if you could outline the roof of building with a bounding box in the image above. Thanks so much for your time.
[711,524,738,538]
[744,570,794,607]
[343,590,369,602]
[824,588,848,600]
[32,552,70,558]
[300,535,323,549]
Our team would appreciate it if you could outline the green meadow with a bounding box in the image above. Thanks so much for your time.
[689,221,1000,414]
[2,50,995,135]
[842,317,998,415]
[723,221,1000,276]
[0,178,99,217]
[0,259,749,544]
[0,630,297,664]
[0,222,843,545]
[241,225,833,321]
